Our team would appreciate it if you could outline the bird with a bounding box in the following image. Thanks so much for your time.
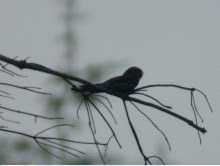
[76,67,143,95]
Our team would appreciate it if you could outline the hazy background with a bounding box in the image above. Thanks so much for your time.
[0,0,219,164]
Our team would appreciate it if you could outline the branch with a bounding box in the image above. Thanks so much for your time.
[0,82,52,95]
[0,106,64,122]
[0,55,211,134]
[0,54,121,97]
[130,101,171,151]
[0,125,107,159]
[127,96,207,134]
[123,100,153,165]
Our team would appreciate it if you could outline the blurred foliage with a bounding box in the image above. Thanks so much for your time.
[14,139,31,151]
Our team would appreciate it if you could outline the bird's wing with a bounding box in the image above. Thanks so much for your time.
[102,76,136,92]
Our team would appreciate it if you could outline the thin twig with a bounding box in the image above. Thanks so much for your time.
[86,99,96,134]
[44,139,85,154]
[85,100,105,164]
[191,92,202,144]
[127,96,207,134]
[93,94,113,108]
[0,62,27,77]
[35,124,74,137]
[135,84,194,92]
[132,92,172,109]
[195,88,213,112]
[92,96,117,124]
[0,69,14,76]
[0,94,15,100]
[76,98,85,119]
[87,98,122,149]
[0,128,106,146]
[147,156,165,165]
[37,141,81,158]
[0,106,64,122]
[123,100,152,165]
[130,101,171,151]
[0,89,11,95]
[192,93,204,122]
[0,82,52,95]
[0,115,20,124]
[35,140,61,159]
[104,135,114,157]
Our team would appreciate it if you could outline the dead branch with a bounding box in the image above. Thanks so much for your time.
[0,124,107,159]
[0,106,64,122]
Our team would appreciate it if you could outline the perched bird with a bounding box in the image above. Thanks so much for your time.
[77,67,143,94]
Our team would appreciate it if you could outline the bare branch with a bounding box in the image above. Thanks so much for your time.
[44,139,85,155]
[92,96,117,124]
[127,96,207,134]
[104,135,114,157]
[123,100,153,165]
[130,101,171,151]
[76,97,85,119]
[86,100,96,134]
[132,92,172,109]
[0,94,14,100]
[93,94,113,108]
[87,98,122,149]
[0,89,11,95]
[0,69,14,76]
[85,100,105,164]
[191,92,202,144]
[35,124,74,137]
[195,88,213,112]
[147,156,165,165]
[0,54,122,97]
[0,125,107,160]
[0,106,64,122]
[0,115,20,124]
[0,82,52,95]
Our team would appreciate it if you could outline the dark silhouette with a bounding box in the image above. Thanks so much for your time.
[78,67,143,94]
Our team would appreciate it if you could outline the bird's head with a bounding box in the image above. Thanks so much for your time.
[123,67,143,80]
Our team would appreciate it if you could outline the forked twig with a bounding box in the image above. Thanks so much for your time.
[130,101,171,151]
[0,61,27,77]
[36,140,81,158]
[147,155,165,165]
[104,135,114,157]
[123,100,153,165]
[87,98,122,149]
[92,96,117,124]
[63,77,121,149]
[132,92,172,109]
[0,124,107,160]
[44,139,85,154]
[93,94,113,108]
[76,98,85,119]
[191,92,201,144]
[127,96,207,134]
[86,99,96,134]
[85,99,105,164]
[0,82,52,95]
[0,106,64,122]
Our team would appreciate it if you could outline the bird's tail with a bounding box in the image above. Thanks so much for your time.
[78,84,102,93]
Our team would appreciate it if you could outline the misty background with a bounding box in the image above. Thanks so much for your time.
[0,0,219,164]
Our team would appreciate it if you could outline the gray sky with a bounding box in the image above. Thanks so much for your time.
[0,0,219,164]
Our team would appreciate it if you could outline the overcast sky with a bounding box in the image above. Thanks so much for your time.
[0,0,219,164]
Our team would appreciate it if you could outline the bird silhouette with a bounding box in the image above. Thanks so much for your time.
[78,66,143,94]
